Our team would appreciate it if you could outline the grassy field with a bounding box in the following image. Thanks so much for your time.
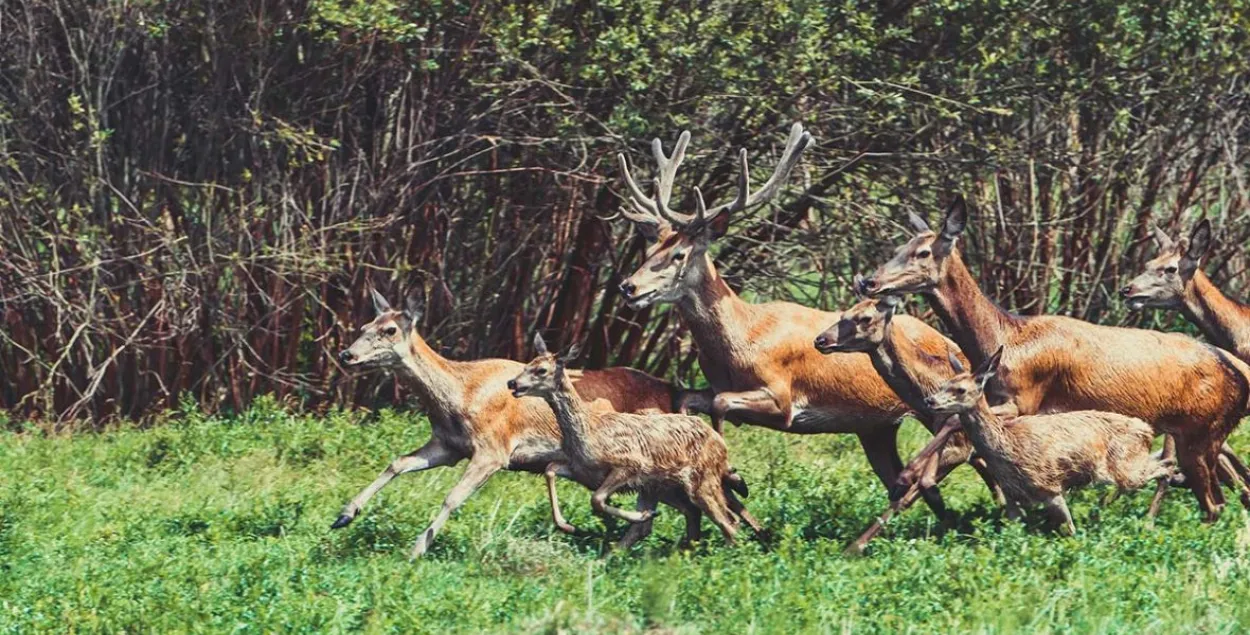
[3,399,1250,633]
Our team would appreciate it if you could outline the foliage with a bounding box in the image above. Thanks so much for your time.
[3,406,1250,632]
[2,0,1249,424]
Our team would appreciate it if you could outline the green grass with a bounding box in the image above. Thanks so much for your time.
[4,398,1250,633]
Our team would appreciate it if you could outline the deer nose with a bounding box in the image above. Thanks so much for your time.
[506,379,517,391]
[858,277,878,294]
[619,281,637,299]
[1119,285,1133,298]
[924,396,937,408]
[814,334,830,350]
[338,350,355,364]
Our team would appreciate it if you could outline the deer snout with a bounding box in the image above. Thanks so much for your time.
[1119,285,1133,298]
[506,379,518,392]
[814,334,832,351]
[338,350,356,364]
[924,396,937,409]
[857,276,878,294]
[619,280,637,299]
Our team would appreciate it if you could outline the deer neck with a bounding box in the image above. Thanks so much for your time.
[928,249,1019,368]
[1181,271,1250,358]
[876,322,940,413]
[543,374,598,466]
[396,333,463,413]
[955,398,1010,458]
[675,254,753,367]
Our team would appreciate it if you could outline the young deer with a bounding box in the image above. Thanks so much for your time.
[507,334,754,545]
[615,123,1000,523]
[857,197,1250,526]
[925,347,1175,535]
[1122,220,1250,361]
[334,288,714,557]
[814,292,1005,551]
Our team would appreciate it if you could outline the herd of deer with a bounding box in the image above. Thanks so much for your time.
[333,123,1250,559]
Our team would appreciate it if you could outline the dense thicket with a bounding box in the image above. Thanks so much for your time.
[2,0,1248,425]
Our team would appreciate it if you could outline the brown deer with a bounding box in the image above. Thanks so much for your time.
[615,123,1001,523]
[814,292,1005,550]
[333,288,716,557]
[925,347,1175,534]
[507,334,756,545]
[857,197,1250,524]
[1122,220,1250,361]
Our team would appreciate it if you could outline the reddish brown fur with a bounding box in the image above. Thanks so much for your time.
[616,126,977,522]
[861,199,1250,521]
[333,295,708,558]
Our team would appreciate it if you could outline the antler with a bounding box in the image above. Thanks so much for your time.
[617,131,690,233]
[617,123,813,233]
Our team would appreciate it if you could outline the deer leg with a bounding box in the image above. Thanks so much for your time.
[860,428,949,521]
[892,418,960,499]
[544,462,577,534]
[844,442,969,556]
[726,491,763,534]
[616,490,660,550]
[691,480,739,546]
[1147,435,1177,521]
[1043,494,1076,536]
[590,469,652,524]
[1216,454,1250,510]
[332,439,461,529]
[1219,444,1250,496]
[408,456,505,559]
[710,388,788,434]
[1176,438,1223,523]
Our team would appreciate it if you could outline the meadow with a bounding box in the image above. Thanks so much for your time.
[3,398,1250,634]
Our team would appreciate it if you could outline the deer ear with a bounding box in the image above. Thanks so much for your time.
[561,344,582,366]
[533,332,549,356]
[852,274,867,299]
[947,349,965,374]
[1151,223,1176,251]
[1184,219,1212,267]
[935,196,967,256]
[403,286,425,328]
[976,346,1004,381]
[907,211,932,234]
[369,287,392,316]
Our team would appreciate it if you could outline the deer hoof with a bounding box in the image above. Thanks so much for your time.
[557,522,578,535]
[330,514,354,530]
[409,537,431,559]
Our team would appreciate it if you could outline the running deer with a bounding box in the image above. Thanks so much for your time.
[857,197,1250,527]
[616,123,1000,522]
[1122,220,1250,361]
[333,288,714,557]
[813,292,1005,551]
[925,347,1175,534]
[507,334,756,545]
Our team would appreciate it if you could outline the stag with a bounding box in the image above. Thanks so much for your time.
[614,123,1002,523]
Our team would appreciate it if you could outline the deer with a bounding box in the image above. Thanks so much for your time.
[813,292,1005,551]
[925,347,1175,535]
[614,122,1002,525]
[333,287,720,558]
[507,333,758,546]
[1122,219,1250,362]
[856,196,1250,530]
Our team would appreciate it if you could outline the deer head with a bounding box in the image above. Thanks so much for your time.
[338,287,424,368]
[858,197,969,297]
[1120,219,1212,311]
[924,345,1001,414]
[615,123,813,309]
[813,284,902,354]
[507,333,581,398]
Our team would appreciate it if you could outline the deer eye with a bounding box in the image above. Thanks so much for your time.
[953,387,966,396]
[535,368,548,376]
[1164,265,1178,274]
[916,249,932,258]
[383,326,398,337]
[857,316,872,325]
[671,251,686,262]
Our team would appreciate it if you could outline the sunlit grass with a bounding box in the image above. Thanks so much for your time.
[3,398,1250,633]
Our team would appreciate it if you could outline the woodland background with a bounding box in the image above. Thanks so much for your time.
[2,0,1249,425]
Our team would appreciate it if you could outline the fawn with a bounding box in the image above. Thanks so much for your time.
[507,334,757,545]
[925,346,1175,534]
